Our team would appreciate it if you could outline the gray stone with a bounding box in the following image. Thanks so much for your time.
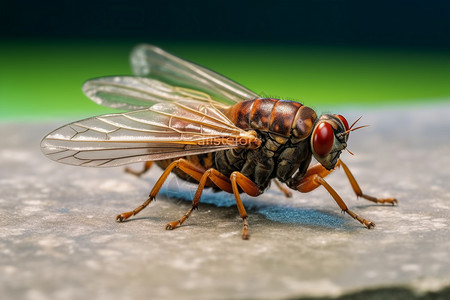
[1,103,449,300]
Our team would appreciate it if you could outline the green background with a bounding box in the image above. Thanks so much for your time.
[1,40,449,120]
[2,2,450,120]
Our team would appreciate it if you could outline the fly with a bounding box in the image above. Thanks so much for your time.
[41,44,397,239]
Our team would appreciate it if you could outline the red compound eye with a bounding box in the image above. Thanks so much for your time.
[336,114,349,131]
[312,122,334,157]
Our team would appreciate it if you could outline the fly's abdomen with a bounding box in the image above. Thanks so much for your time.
[225,98,316,139]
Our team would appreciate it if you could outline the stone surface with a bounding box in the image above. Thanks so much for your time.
[1,103,450,300]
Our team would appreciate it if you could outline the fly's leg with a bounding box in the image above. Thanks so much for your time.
[296,163,375,228]
[273,179,292,198]
[125,161,153,177]
[230,172,261,240]
[337,159,398,205]
[165,169,261,240]
[295,163,335,193]
[165,168,233,231]
[315,176,376,228]
[116,159,205,222]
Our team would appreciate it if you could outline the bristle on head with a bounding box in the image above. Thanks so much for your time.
[343,116,369,136]
[341,116,369,156]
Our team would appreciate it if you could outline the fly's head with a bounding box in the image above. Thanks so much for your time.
[310,114,350,170]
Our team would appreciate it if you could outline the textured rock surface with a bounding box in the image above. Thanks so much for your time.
[1,104,450,299]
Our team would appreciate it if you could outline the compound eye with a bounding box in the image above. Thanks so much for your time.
[312,122,334,157]
[336,114,349,131]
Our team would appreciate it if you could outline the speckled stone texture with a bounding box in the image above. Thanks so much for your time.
[1,104,449,300]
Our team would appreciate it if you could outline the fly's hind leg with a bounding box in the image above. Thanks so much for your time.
[116,159,206,222]
[125,161,153,177]
[296,163,375,228]
[337,159,398,205]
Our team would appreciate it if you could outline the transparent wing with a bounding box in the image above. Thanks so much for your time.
[131,44,260,104]
[82,44,260,110]
[41,101,258,167]
[82,76,231,111]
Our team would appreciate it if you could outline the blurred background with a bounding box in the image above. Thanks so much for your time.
[1,0,449,120]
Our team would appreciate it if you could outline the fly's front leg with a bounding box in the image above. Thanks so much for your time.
[296,163,375,228]
[314,176,375,228]
[116,159,205,222]
[125,161,153,177]
[337,159,398,205]
[295,163,335,193]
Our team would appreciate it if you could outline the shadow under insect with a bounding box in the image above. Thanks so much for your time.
[159,178,348,230]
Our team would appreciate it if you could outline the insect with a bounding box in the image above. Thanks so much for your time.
[41,44,397,239]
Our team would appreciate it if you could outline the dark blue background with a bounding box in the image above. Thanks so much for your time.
[2,0,449,48]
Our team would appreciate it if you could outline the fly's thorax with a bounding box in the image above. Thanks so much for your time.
[214,129,312,191]
[310,114,349,170]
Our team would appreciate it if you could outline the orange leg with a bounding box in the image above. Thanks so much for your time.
[295,163,335,193]
[166,169,261,240]
[125,161,153,177]
[338,159,398,205]
[296,162,375,228]
[165,168,233,230]
[314,175,375,228]
[296,160,397,205]
[273,179,292,198]
[116,159,206,222]
[230,171,261,240]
